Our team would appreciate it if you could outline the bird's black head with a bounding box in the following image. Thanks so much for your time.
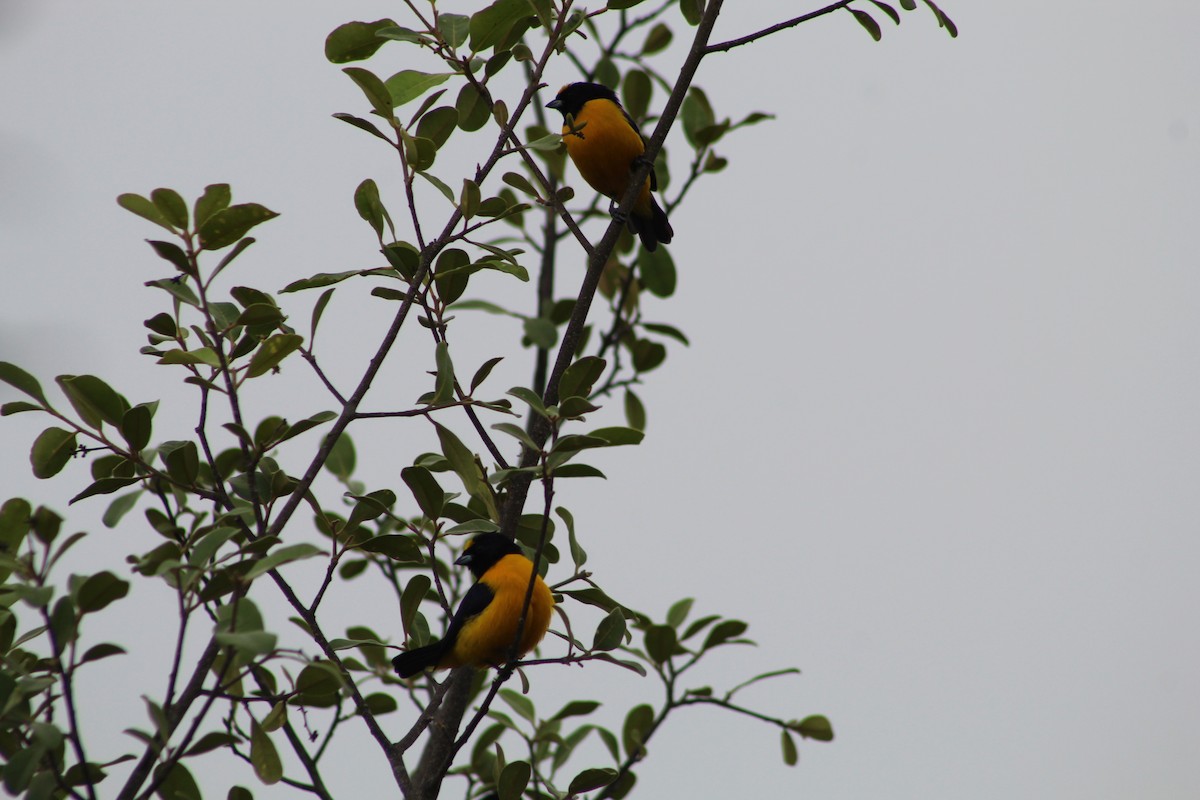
[546,81,619,118]
[454,532,522,578]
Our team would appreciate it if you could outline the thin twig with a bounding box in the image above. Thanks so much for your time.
[704,0,855,54]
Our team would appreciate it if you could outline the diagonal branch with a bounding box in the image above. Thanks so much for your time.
[704,0,855,54]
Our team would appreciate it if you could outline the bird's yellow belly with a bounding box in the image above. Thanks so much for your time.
[563,100,650,206]
[447,555,554,667]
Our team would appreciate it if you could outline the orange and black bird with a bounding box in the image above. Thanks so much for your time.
[391,532,554,678]
[547,81,673,251]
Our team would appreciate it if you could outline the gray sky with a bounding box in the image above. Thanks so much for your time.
[2,1,1198,798]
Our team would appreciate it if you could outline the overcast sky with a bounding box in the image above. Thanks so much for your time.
[2,1,1198,798]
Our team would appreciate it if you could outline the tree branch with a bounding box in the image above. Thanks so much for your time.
[704,0,854,54]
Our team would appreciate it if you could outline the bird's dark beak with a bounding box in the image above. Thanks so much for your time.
[546,98,563,110]
[455,553,473,567]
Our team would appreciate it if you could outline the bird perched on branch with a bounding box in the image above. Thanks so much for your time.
[547,81,673,251]
[391,532,554,678]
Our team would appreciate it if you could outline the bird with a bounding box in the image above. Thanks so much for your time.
[391,532,554,678]
[546,81,673,251]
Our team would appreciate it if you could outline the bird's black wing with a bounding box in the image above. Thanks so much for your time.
[442,580,495,643]
[392,580,496,678]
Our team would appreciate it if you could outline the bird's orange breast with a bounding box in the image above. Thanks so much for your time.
[443,554,554,668]
[563,99,653,217]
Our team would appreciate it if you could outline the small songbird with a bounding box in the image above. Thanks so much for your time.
[546,81,674,251]
[391,533,554,678]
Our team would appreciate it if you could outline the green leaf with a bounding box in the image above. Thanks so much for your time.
[354,178,393,241]
[102,490,142,528]
[623,389,646,431]
[194,183,231,226]
[435,423,497,520]
[375,25,427,44]
[1,400,40,415]
[343,67,395,119]
[74,570,130,614]
[522,317,557,349]
[443,519,500,536]
[57,374,129,428]
[0,361,48,405]
[80,642,127,665]
[630,339,666,372]
[250,719,283,785]
[469,0,531,52]
[680,614,720,641]
[147,239,192,273]
[160,439,199,484]
[502,171,538,198]
[438,13,470,47]
[70,476,141,504]
[151,187,189,229]
[400,574,431,632]
[622,69,652,121]
[869,0,902,24]
[591,608,627,652]
[793,714,835,741]
[781,729,799,766]
[246,334,303,378]
[117,192,174,232]
[332,112,390,142]
[432,341,455,405]
[460,178,481,219]
[281,269,363,294]
[359,534,423,562]
[922,0,958,37]
[385,70,452,107]
[551,700,600,721]
[122,403,153,451]
[345,489,396,529]
[499,688,535,722]
[416,106,459,149]
[325,18,398,63]
[157,347,220,367]
[497,760,531,800]
[30,427,76,479]
[153,763,202,800]
[0,498,31,580]
[244,543,323,580]
[401,466,444,519]
[666,597,693,628]
[362,692,398,716]
[215,630,278,656]
[558,356,606,400]
[469,356,503,393]
[490,422,539,452]
[702,619,748,650]
[679,0,703,24]
[587,426,644,446]
[644,624,677,664]
[556,506,586,569]
[849,8,882,40]
[681,87,716,149]
[641,322,689,346]
[638,245,676,298]
[622,703,655,759]
[569,767,618,795]
[642,22,672,54]
[325,432,356,481]
[198,203,278,250]
[145,277,200,307]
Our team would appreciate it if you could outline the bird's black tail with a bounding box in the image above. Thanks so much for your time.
[633,197,673,252]
[392,641,446,678]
